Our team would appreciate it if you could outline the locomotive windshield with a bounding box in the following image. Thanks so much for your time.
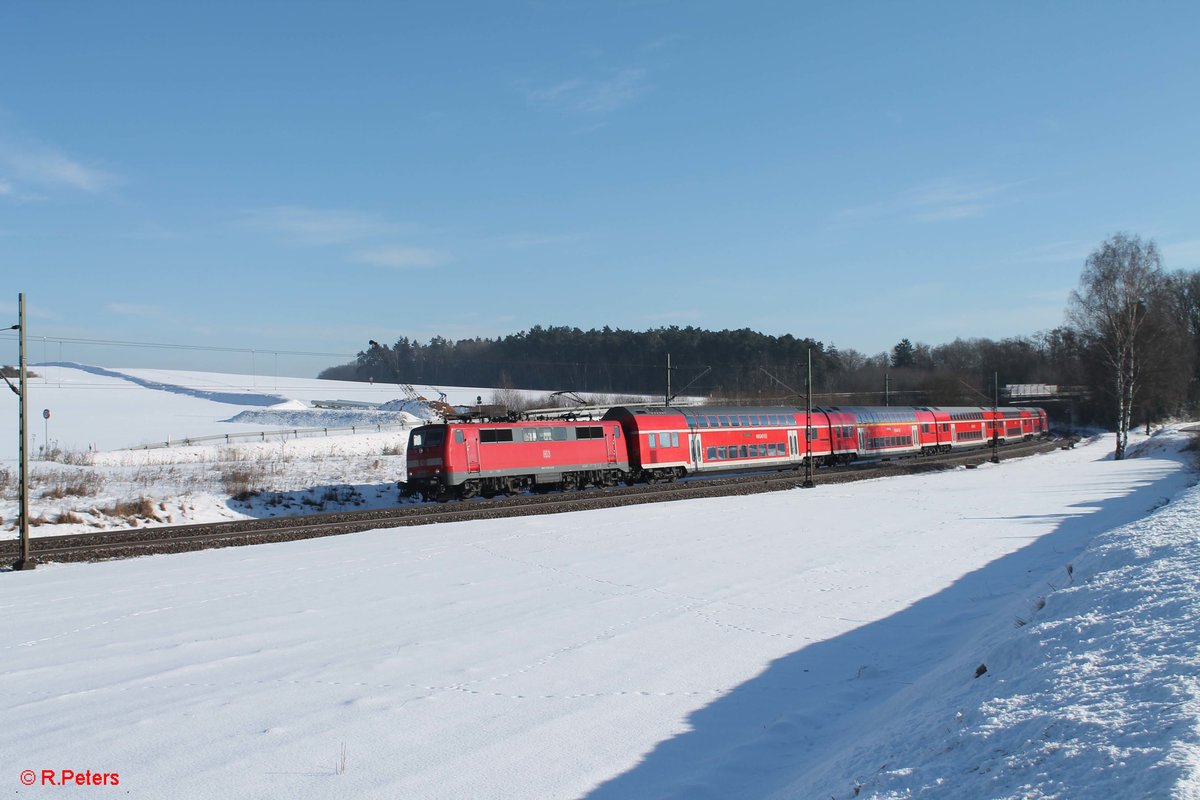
[409,426,446,448]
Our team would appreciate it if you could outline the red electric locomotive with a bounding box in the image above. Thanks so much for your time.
[401,419,628,500]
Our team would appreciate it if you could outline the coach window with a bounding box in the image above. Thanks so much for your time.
[738,415,749,426]
[739,445,748,458]
[718,415,730,427]
[696,416,708,428]
[671,433,680,447]
[717,446,727,459]
[647,433,657,448]
[707,446,717,460]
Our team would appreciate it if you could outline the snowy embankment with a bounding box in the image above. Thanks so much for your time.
[0,365,573,536]
[2,427,1197,799]
[772,430,1200,799]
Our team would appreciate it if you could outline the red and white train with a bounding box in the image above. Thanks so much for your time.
[400,404,1049,500]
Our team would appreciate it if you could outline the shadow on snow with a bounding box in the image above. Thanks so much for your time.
[583,452,1193,800]
[40,362,287,407]
[223,481,424,519]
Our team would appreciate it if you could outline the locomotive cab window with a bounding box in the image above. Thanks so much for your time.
[411,428,445,448]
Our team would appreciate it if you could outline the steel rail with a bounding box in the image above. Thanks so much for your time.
[0,438,1064,565]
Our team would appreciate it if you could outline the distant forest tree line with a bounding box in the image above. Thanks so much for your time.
[319,234,1200,451]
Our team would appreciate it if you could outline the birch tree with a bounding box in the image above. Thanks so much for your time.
[1067,233,1165,459]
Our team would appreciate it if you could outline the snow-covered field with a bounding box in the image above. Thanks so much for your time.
[2,366,1199,798]
[0,364,598,536]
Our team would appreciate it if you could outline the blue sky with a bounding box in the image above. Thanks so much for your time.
[2,1,1199,377]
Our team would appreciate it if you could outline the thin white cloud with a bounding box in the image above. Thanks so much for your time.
[577,69,650,113]
[905,178,1029,222]
[115,222,185,241]
[523,68,651,114]
[0,143,116,193]
[528,79,585,104]
[642,34,686,52]
[353,246,450,269]
[499,231,584,249]
[835,177,1030,225]
[241,206,402,246]
[106,303,171,319]
[1013,241,1093,264]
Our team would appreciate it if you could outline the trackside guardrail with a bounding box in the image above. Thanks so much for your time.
[126,422,413,450]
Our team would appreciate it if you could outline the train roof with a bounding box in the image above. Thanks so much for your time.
[604,404,803,418]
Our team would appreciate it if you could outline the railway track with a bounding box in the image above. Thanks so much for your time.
[2,438,1066,565]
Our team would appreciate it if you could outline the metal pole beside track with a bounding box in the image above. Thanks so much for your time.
[991,371,1001,464]
[13,293,34,569]
[802,348,814,488]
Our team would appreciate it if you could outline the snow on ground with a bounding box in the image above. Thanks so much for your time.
[0,365,619,537]
[2,405,1198,798]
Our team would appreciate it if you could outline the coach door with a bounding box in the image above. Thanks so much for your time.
[788,429,799,460]
[690,434,702,466]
